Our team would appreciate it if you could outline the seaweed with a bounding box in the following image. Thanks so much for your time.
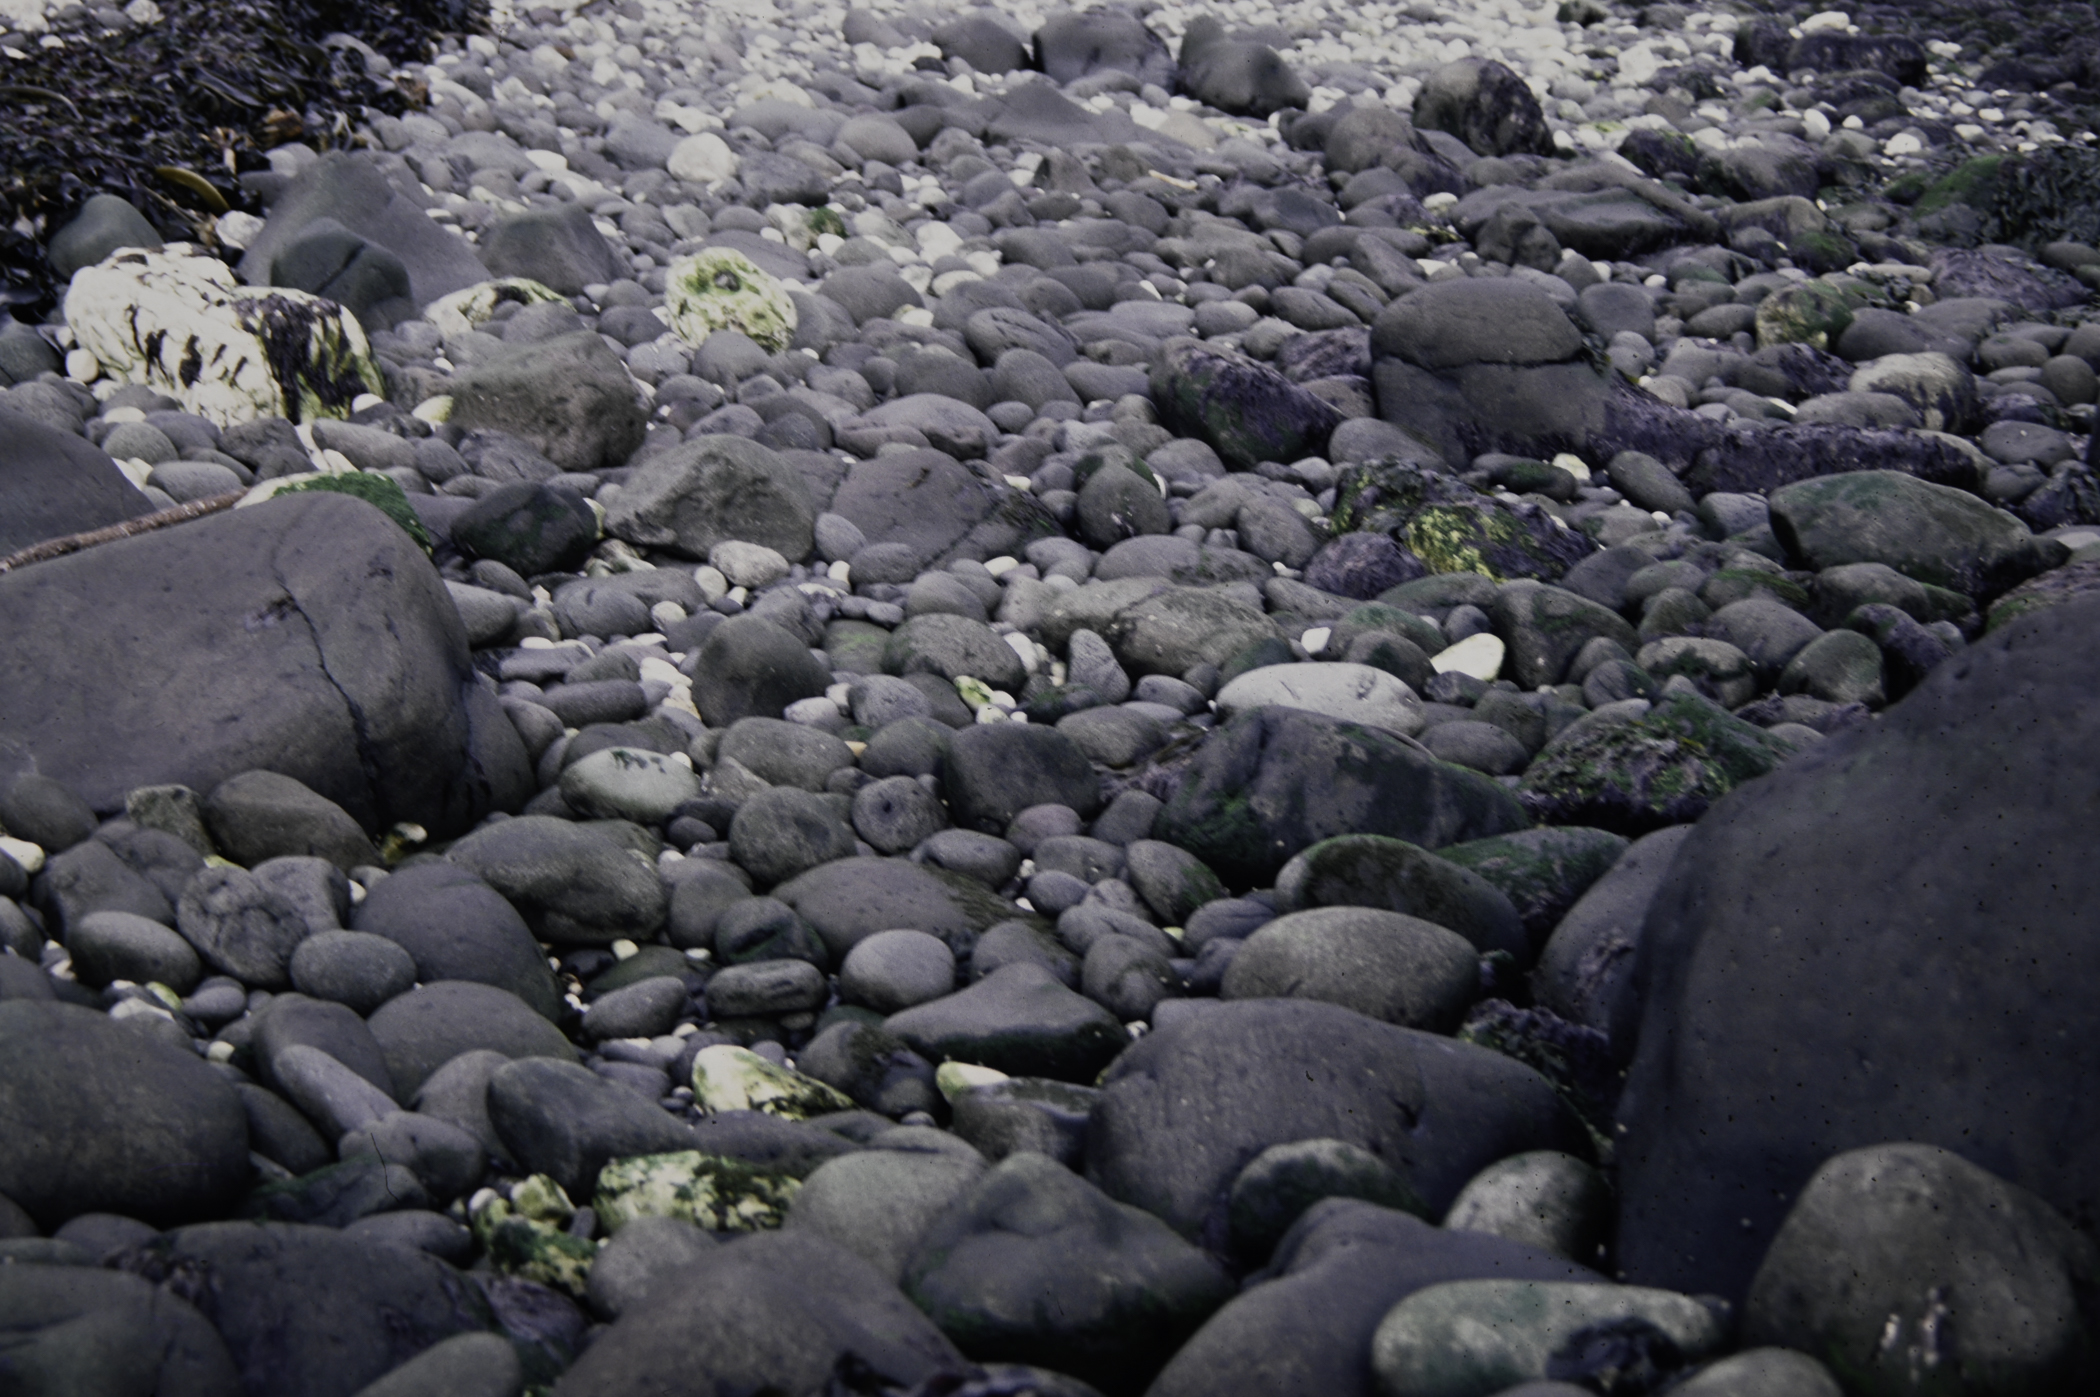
[0,0,485,317]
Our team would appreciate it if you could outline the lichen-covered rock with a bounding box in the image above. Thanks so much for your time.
[665,249,798,352]
[1331,459,1595,583]
[1517,693,1803,835]
[66,245,382,426]
[1151,338,1345,471]
[470,1175,598,1296]
[423,277,569,340]
[690,1044,854,1120]
[593,1150,802,1234]
[1754,280,1855,352]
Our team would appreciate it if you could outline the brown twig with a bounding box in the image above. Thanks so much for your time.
[0,488,247,576]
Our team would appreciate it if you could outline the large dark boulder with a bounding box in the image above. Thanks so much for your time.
[1615,593,2100,1304]
[0,492,531,832]
[0,407,153,556]
[1087,998,1585,1251]
[0,999,249,1229]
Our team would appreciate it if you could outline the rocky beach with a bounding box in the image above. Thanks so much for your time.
[1,0,2097,1392]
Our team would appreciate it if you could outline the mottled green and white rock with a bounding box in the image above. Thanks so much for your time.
[65,245,383,426]
[1372,1279,1727,1397]
[1442,1150,1612,1264]
[690,1044,854,1120]
[664,249,797,352]
[470,1176,597,1297]
[423,277,568,340]
[593,1149,802,1234]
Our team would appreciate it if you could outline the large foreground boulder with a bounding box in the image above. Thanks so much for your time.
[1614,593,2100,1303]
[0,492,532,832]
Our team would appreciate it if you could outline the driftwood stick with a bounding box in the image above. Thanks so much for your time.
[0,489,248,577]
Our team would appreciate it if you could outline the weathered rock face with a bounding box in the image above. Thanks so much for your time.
[1615,593,2100,1305]
[65,246,384,426]
[0,492,530,833]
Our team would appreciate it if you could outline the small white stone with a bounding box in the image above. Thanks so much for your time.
[0,836,45,874]
[65,348,99,382]
[1301,626,1332,653]
[214,211,266,250]
[1431,633,1506,681]
[1550,453,1592,481]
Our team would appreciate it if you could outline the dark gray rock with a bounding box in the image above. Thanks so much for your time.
[0,493,531,835]
[1222,905,1477,1031]
[728,787,858,886]
[886,961,1127,1081]
[1156,706,1531,889]
[0,1263,238,1395]
[1616,593,2100,1304]
[366,980,579,1099]
[1150,1199,1598,1397]
[687,615,832,726]
[204,769,379,871]
[46,192,163,277]
[796,1019,940,1117]
[550,1230,965,1396]
[1035,9,1174,87]
[1151,339,1344,472]
[1175,16,1309,118]
[0,999,247,1229]
[270,217,415,330]
[451,481,598,577]
[288,930,417,1015]
[903,1151,1232,1394]
[65,908,203,992]
[175,864,315,989]
[1272,835,1526,958]
[1412,57,1552,157]
[116,1220,497,1397]
[934,13,1027,73]
[0,407,153,555]
[1518,693,1803,835]
[1769,469,2066,597]
[604,433,815,562]
[236,151,489,310]
[486,1056,694,1197]
[1436,825,1632,950]
[1743,1143,2097,1393]
[477,203,622,296]
[445,815,667,945]
[942,722,1103,833]
[773,857,1020,962]
[1088,999,1585,1250]
[447,332,647,474]
[352,861,563,1019]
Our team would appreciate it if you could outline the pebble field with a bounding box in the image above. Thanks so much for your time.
[1,0,2098,1393]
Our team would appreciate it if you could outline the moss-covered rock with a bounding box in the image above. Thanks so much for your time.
[471,1176,598,1297]
[1754,280,1854,352]
[593,1149,801,1234]
[1332,459,1595,584]
[256,471,435,554]
[664,249,798,352]
[689,1044,855,1120]
[1517,692,1803,835]
[1437,826,1631,947]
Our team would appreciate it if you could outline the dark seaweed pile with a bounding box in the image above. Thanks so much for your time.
[0,0,484,317]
